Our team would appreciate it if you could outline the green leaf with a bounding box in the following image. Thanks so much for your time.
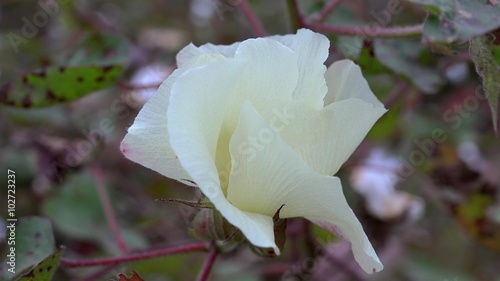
[16,249,62,281]
[358,48,387,75]
[41,171,147,255]
[13,217,56,275]
[0,65,123,108]
[492,45,500,67]
[469,35,500,133]
[67,33,130,66]
[374,38,444,93]
[409,0,500,43]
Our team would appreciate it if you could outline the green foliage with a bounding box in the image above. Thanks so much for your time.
[67,33,130,66]
[15,217,55,268]
[469,35,500,132]
[374,38,444,93]
[409,0,500,43]
[16,249,62,281]
[0,65,123,108]
[3,217,56,280]
[0,33,129,109]
[41,171,147,255]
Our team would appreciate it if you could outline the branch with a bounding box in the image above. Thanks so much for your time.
[195,242,219,281]
[313,0,343,22]
[60,242,209,268]
[304,21,424,38]
[287,0,423,38]
[239,0,266,37]
[91,166,128,254]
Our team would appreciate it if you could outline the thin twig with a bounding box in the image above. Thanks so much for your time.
[195,242,219,281]
[60,242,209,268]
[304,21,424,37]
[91,166,128,254]
[313,0,343,22]
[239,0,266,37]
[288,0,422,37]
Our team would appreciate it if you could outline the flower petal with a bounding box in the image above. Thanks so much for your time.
[167,57,280,251]
[212,38,300,181]
[227,102,382,273]
[121,54,229,186]
[120,67,195,185]
[280,99,386,176]
[230,37,299,118]
[270,28,330,109]
[176,41,240,66]
[324,60,385,108]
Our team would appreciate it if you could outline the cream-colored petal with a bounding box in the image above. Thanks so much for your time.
[270,28,330,109]
[176,41,240,66]
[227,102,382,273]
[279,99,386,176]
[213,38,300,185]
[167,57,245,189]
[121,54,227,186]
[120,67,195,186]
[230,37,299,118]
[324,60,385,108]
[167,59,278,252]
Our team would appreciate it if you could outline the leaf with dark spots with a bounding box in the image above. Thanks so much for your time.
[17,249,62,281]
[3,217,56,278]
[0,65,123,108]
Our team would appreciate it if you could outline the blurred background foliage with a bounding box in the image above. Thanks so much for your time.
[0,0,500,280]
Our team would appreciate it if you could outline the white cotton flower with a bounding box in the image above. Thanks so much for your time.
[120,29,386,273]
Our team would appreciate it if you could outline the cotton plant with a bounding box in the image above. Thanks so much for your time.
[121,29,386,273]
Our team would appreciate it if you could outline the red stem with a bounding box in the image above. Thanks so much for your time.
[288,0,422,38]
[239,0,266,37]
[91,166,128,254]
[315,0,343,22]
[195,243,219,281]
[304,21,423,37]
[60,242,209,268]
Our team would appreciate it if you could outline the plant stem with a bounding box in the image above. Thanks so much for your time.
[239,0,266,37]
[195,243,218,281]
[305,21,423,38]
[314,0,343,22]
[91,166,128,254]
[60,242,209,268]
[287,0,423,38]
